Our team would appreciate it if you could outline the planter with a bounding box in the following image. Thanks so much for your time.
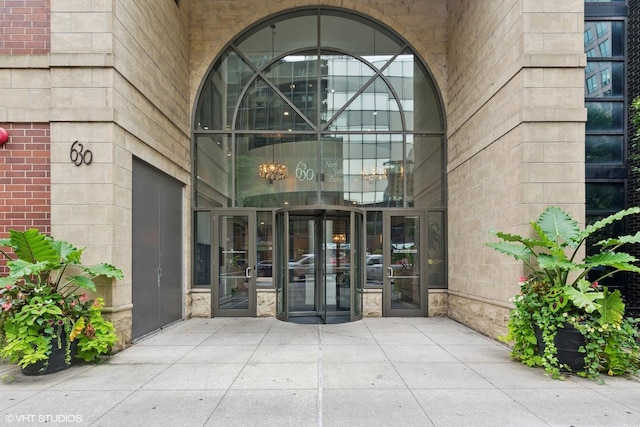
[21,332,78,376]
[534,323,586,372]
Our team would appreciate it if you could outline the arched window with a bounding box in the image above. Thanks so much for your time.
[193,8,445,209]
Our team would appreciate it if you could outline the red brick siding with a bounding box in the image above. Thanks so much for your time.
[0,123,51,274]
[0,0,50,55]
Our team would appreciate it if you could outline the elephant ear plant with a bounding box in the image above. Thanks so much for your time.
[0,229,123,374]
[487,206,640,380]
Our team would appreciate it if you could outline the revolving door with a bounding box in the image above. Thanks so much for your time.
[275,207,364,323]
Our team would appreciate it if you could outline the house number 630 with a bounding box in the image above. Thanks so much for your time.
[295,162,314,181]
[70,140,93,166]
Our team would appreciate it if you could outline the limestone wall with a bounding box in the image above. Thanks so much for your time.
[189,0,449,111]
[446,0,586,338]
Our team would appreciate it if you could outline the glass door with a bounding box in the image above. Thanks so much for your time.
[383,211,426,317]
[212,210,256,317]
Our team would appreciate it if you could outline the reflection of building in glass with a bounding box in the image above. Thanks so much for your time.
[210,51,421,209]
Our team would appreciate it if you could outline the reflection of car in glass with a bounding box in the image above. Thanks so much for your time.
[289,254,315,280]
[366,255,408,282]
[257,260,272,277]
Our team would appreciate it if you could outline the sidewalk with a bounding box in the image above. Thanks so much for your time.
[1,317,639,426]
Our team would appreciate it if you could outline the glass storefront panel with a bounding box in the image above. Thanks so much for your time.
[195,50,254,131]
[584,61,623,97]
[383,53,443,132]
[584,21,624,58]
[412,135,445,207]
[322,134,405,207]
[365,211,383,287]
[236,77,314,131]
[586,135,624,164]
[586,182,625,212]
[427,211,445,288]
[586,101,624,131]
[236,134,317,208]
[264,54,321,126]
[330,76,402,132]
[236,12,318,68]
[322,54,377,130]
[193,211,212,287]
[320,11,404,55]
[195,134,232,207]
[256,211,274,288]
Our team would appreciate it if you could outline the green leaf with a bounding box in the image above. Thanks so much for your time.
[595,231,640,249]
[536,206,581,248]
[564,283,602,313]
[65,275,97,292]
[582,207,640,240]
[531,222,570,260]
[0,276,17,287]
[536,254,576,271]
[7,259,52,278]
[584,252,640,273]
[51,239,83,264]
[9,229,58,264]
[598,289,625,326]
[84,263,124,281]
[485,242,533,261]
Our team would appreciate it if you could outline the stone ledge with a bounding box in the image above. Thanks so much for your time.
[447,293,510,340]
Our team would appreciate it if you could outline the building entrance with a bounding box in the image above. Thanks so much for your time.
[275,207,364,324]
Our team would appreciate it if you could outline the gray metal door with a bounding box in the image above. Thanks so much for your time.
[132,159,183,339]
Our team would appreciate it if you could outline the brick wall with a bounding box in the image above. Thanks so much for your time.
[0,0,50,55]
[0,123,51,275]
[628,0,640,316]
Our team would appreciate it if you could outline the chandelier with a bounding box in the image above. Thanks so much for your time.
[258,137,288,183]
[258,161,288,183]
[361,166,388,181]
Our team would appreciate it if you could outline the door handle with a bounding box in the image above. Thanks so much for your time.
[245,266,253,278]
[387,266,394,278]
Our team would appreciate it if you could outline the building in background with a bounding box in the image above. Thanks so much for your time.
[1,1,635,346]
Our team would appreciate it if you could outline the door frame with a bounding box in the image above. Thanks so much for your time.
[382,210,428,317]
[211,209,257,317]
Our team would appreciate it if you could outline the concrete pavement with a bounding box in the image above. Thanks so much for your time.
[1,317,639,426]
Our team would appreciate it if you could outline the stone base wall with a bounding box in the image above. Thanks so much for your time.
[257,289,276,317]
[189,289,211,318]
[447,293,511,340]
[363,289,382,317]
[102,306,132,352]
[183,288,449,320]
[428,290,448,317]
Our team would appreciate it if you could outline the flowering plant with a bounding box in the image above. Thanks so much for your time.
[0,229,123,374]
[487,206,640,380]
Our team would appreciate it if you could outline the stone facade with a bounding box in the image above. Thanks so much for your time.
[0,0,590,344]
[446,0,586,338]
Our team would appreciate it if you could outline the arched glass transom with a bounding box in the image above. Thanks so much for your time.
[194,8,445,209]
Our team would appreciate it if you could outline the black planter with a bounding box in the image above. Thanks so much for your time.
[534,323,586,371]
[21,333,78,376]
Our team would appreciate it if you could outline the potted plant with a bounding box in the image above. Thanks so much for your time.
[487,206,640,380]
[0,229,123,375]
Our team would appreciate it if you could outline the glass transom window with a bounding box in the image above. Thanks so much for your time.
[194,8,445,209]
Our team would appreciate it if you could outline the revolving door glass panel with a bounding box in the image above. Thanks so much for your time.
[276,208,363,323]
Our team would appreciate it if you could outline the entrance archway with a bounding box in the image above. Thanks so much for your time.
[192,8,446,319]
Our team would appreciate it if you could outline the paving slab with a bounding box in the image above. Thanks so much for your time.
[1,317,638,426]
